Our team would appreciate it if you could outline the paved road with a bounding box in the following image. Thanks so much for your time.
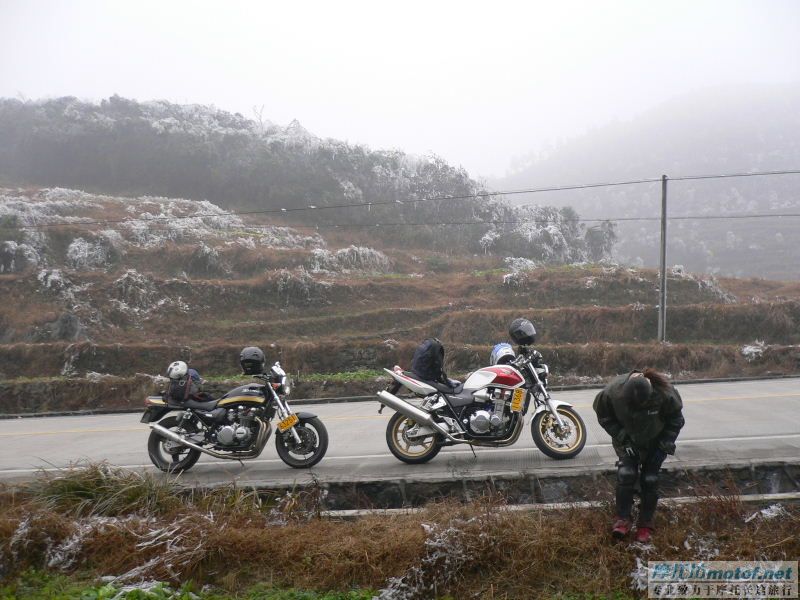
[1,379,798,487]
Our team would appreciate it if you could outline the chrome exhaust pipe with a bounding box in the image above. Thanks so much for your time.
[377,391,459,441]
[149,419,272,460]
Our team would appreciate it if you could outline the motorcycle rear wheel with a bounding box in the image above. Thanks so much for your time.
[531,406,586,460]
[386,412,442,464]
[147,416,202,474]
[275,416,328,468]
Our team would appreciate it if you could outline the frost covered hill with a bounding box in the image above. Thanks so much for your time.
[0,95,482,223]
[0,187,323,275]
[0,185,772,352]
[0,95,620,260]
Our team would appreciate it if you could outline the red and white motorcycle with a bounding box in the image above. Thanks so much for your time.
[377,321,586,464]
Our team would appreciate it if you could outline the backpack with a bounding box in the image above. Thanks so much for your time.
[167,375,199,404]
[411,338,447,383]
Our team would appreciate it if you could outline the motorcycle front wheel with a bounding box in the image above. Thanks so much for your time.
[275,417,329,468]
[531,406,587,460]
[386,411,442,464]
[147,416,202,474]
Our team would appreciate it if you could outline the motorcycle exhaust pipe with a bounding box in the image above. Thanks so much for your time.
[377,390,459,441]
[149,421,272,460]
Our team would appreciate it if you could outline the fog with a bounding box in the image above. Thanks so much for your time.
[1,0,799,178]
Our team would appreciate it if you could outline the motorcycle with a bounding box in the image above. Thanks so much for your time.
[141,362,328,473]
[377,344,586,464]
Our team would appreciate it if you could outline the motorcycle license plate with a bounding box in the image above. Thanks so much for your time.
[278,413,299,432]
[511,389,526,412]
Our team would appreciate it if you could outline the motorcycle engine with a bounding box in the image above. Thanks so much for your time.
[216,407,256,446]
[465,400,505,435]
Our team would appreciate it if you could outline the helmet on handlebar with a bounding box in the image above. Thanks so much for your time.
[490,343,516,365]
[508,318,536,346]
[240,346,266,375]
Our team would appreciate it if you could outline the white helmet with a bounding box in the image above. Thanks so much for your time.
[166,360,188,380]
[490,343,516,366]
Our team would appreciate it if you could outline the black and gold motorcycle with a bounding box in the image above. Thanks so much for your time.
[141,361,328,473]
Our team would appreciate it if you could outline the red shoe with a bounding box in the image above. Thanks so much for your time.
[611,517,632,539]
[635,526,654,544]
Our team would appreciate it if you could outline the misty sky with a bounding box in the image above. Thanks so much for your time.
[1,0,799,178]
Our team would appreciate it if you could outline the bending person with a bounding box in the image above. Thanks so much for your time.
[592,369,685,543]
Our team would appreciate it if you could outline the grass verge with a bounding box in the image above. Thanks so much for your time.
[1,464,798,599]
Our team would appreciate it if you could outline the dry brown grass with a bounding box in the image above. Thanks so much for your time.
[1,467,798,598]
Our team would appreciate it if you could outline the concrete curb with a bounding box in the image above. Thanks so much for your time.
[319,491,800,518]
[1,373,798,420]
[178,458,800,512]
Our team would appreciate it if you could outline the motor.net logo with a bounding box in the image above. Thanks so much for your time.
[647,561,798,598]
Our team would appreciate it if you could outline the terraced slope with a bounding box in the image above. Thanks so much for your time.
[1,187,799,412]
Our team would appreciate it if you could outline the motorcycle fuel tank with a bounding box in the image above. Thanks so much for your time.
[218,384,266,407]
[463,366,524,390]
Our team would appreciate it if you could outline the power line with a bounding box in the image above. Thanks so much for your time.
[276,212,800,229]
[4,211,800,234]
[2,168,798,232]
[669,169,800,182]
[0,178,660,230]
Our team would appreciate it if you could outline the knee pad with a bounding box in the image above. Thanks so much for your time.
[617,463,638,486]
[642,472,659,491]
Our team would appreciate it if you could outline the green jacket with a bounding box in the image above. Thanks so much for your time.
[592,373,685,455]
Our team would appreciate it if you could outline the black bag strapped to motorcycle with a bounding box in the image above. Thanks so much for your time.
[167,376,198,404]
[411,337,447,383]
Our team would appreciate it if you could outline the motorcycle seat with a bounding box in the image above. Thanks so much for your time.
[404,371,463,395]
[182,397,219,411]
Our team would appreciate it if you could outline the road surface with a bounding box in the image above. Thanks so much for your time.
[1,378,798,487]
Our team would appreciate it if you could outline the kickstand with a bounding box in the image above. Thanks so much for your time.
[238,459,245,468]
[469,445,477,460]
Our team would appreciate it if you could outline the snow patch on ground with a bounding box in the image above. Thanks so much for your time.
[744,503,788,523]
[682,533,720,560]
[66,237,113,270]
[377,516,489,600]
[308,245,391,274]
[274,267,332,306]
[629,556,649,592]
[503,256,538,273]
[0,187,323,272]
[37,268,76,301]
[0,240,40,273]
[741,340,767,362]
[669,264,737,303]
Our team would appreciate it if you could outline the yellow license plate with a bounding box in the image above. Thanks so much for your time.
[278,414,299,432]
[511,389,526,412]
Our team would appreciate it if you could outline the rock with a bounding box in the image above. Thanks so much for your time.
[31,313,88,342]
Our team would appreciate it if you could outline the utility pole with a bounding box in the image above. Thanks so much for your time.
[657,175,668,342]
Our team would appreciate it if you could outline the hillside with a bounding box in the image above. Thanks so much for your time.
[1,93,799,412]
[0,186,732,350]
[2,185,800,415]
[494,84,800,278]
[0,96,616,260]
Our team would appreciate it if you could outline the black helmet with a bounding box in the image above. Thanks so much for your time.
[240,346,266,375]
[508,318,536,346]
